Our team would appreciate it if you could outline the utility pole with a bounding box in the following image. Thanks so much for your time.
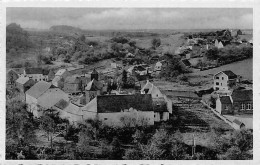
[192,134,196,157]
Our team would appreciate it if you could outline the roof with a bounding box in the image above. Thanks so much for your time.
[8,68,25,75]
[96,94,153,113]
[52,76,62,83]
[42,69,50,75]
[85,79,103,91]
[141,80,153,92]
[219,96,232,104]
[181,59,191,67]
[233,119,244,126]
[135,66,146,71]
[54,99,69,110]
[65,76,80,84]
[215,70,237,79]
[55,69,67,76]
[231,89,253,102]
[26,81,55,98]
[91,69,98,75]
[16,77,31,85]
[25,68,43,74]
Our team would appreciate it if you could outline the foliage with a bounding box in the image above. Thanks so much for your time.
[6,23,31,53]
[151,38,161,49]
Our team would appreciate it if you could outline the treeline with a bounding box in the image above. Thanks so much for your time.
[205,45,253,64]
[6,23,32,54]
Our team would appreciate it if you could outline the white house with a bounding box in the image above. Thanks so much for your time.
[141,80,173,122]
[23,68,48,82]
[25,81,69,118]
[81,94,155,127]
[213,70,237,91]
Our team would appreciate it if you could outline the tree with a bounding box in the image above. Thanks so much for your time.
[151,38,161,49]
[122,70,128,87]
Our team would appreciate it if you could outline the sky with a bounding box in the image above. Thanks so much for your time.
[6,8,253,30]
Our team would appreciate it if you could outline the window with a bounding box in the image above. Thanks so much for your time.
[225,106,229,111]
[246,103,252,110]
[222,77,224,80]
[216,87,219,90]
[241,103,245,110]
[216,82,219,85]
[104,118,108,120]
[216,77,219,79]
[221,83,222,86]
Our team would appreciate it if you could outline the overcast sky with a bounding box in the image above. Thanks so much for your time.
[7,8,253,30]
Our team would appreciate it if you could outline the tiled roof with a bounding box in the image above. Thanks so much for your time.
[55,69,67,76]
[26,81,54,98]
[25,68,43,74]
[8,68,24,75]
[16,77,30,85]
[181,59,191,67]
[222,70,237,79]
[220,96,232,104]
[65,76,80,84]
[96,94,153,113]
[232,89,253,102]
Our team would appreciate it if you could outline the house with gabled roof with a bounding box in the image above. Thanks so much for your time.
[213,70,238,91]
[25,81,69,117]
[141,80,173,121]
[216,89,253,115]
[23,68,48,82]
[81,94,155,126]
[63,76,90,94]
[85,79,104,103]
[16,77,35,93]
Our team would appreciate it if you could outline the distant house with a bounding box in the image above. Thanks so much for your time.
[81,94,155,126]
[213,70,237,91]
[218,41,224,49]
[47,69,55,81]
[25,81,69,117]
[7,69,20,85]
[23,68,48,82]
[63,76,90,94]
[52,76,65,88]
[179,59,192,70]
[16,77,35,93]
[91,69,99,81]
[216,89,253,115]
[141,80,173,122]
[216,96,233,114]
[55,68,71,79]
[231,89,253,114]
[232,119,245,130]
[154,61,168,74]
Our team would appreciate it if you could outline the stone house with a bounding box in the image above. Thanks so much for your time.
[16,77,35,93]
[25,81,69,118]
[216,89,253,115]
[63,76,90,94]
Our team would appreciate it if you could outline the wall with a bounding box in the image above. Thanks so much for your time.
[98,111,154,127]
[82,97,98,120]
[64,83,78,93]
[214,73,228,90]
[154,112,169,122]
[26,94,40,117]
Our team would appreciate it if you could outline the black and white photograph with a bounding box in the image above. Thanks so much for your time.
[1,0,258,162]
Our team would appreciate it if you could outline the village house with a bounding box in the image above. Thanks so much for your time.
[23,68,48,82]
[81,94,155,127]
[141,80,173,122]
[179,59,192,71]
[216,89,253,115]
[16,77,35,93]
[154,60,168,75]
[25,81,69,118]
[63,75,90,94]
[213,70,238,91]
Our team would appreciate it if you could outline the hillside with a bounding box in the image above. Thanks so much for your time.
[50,25,83,35]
